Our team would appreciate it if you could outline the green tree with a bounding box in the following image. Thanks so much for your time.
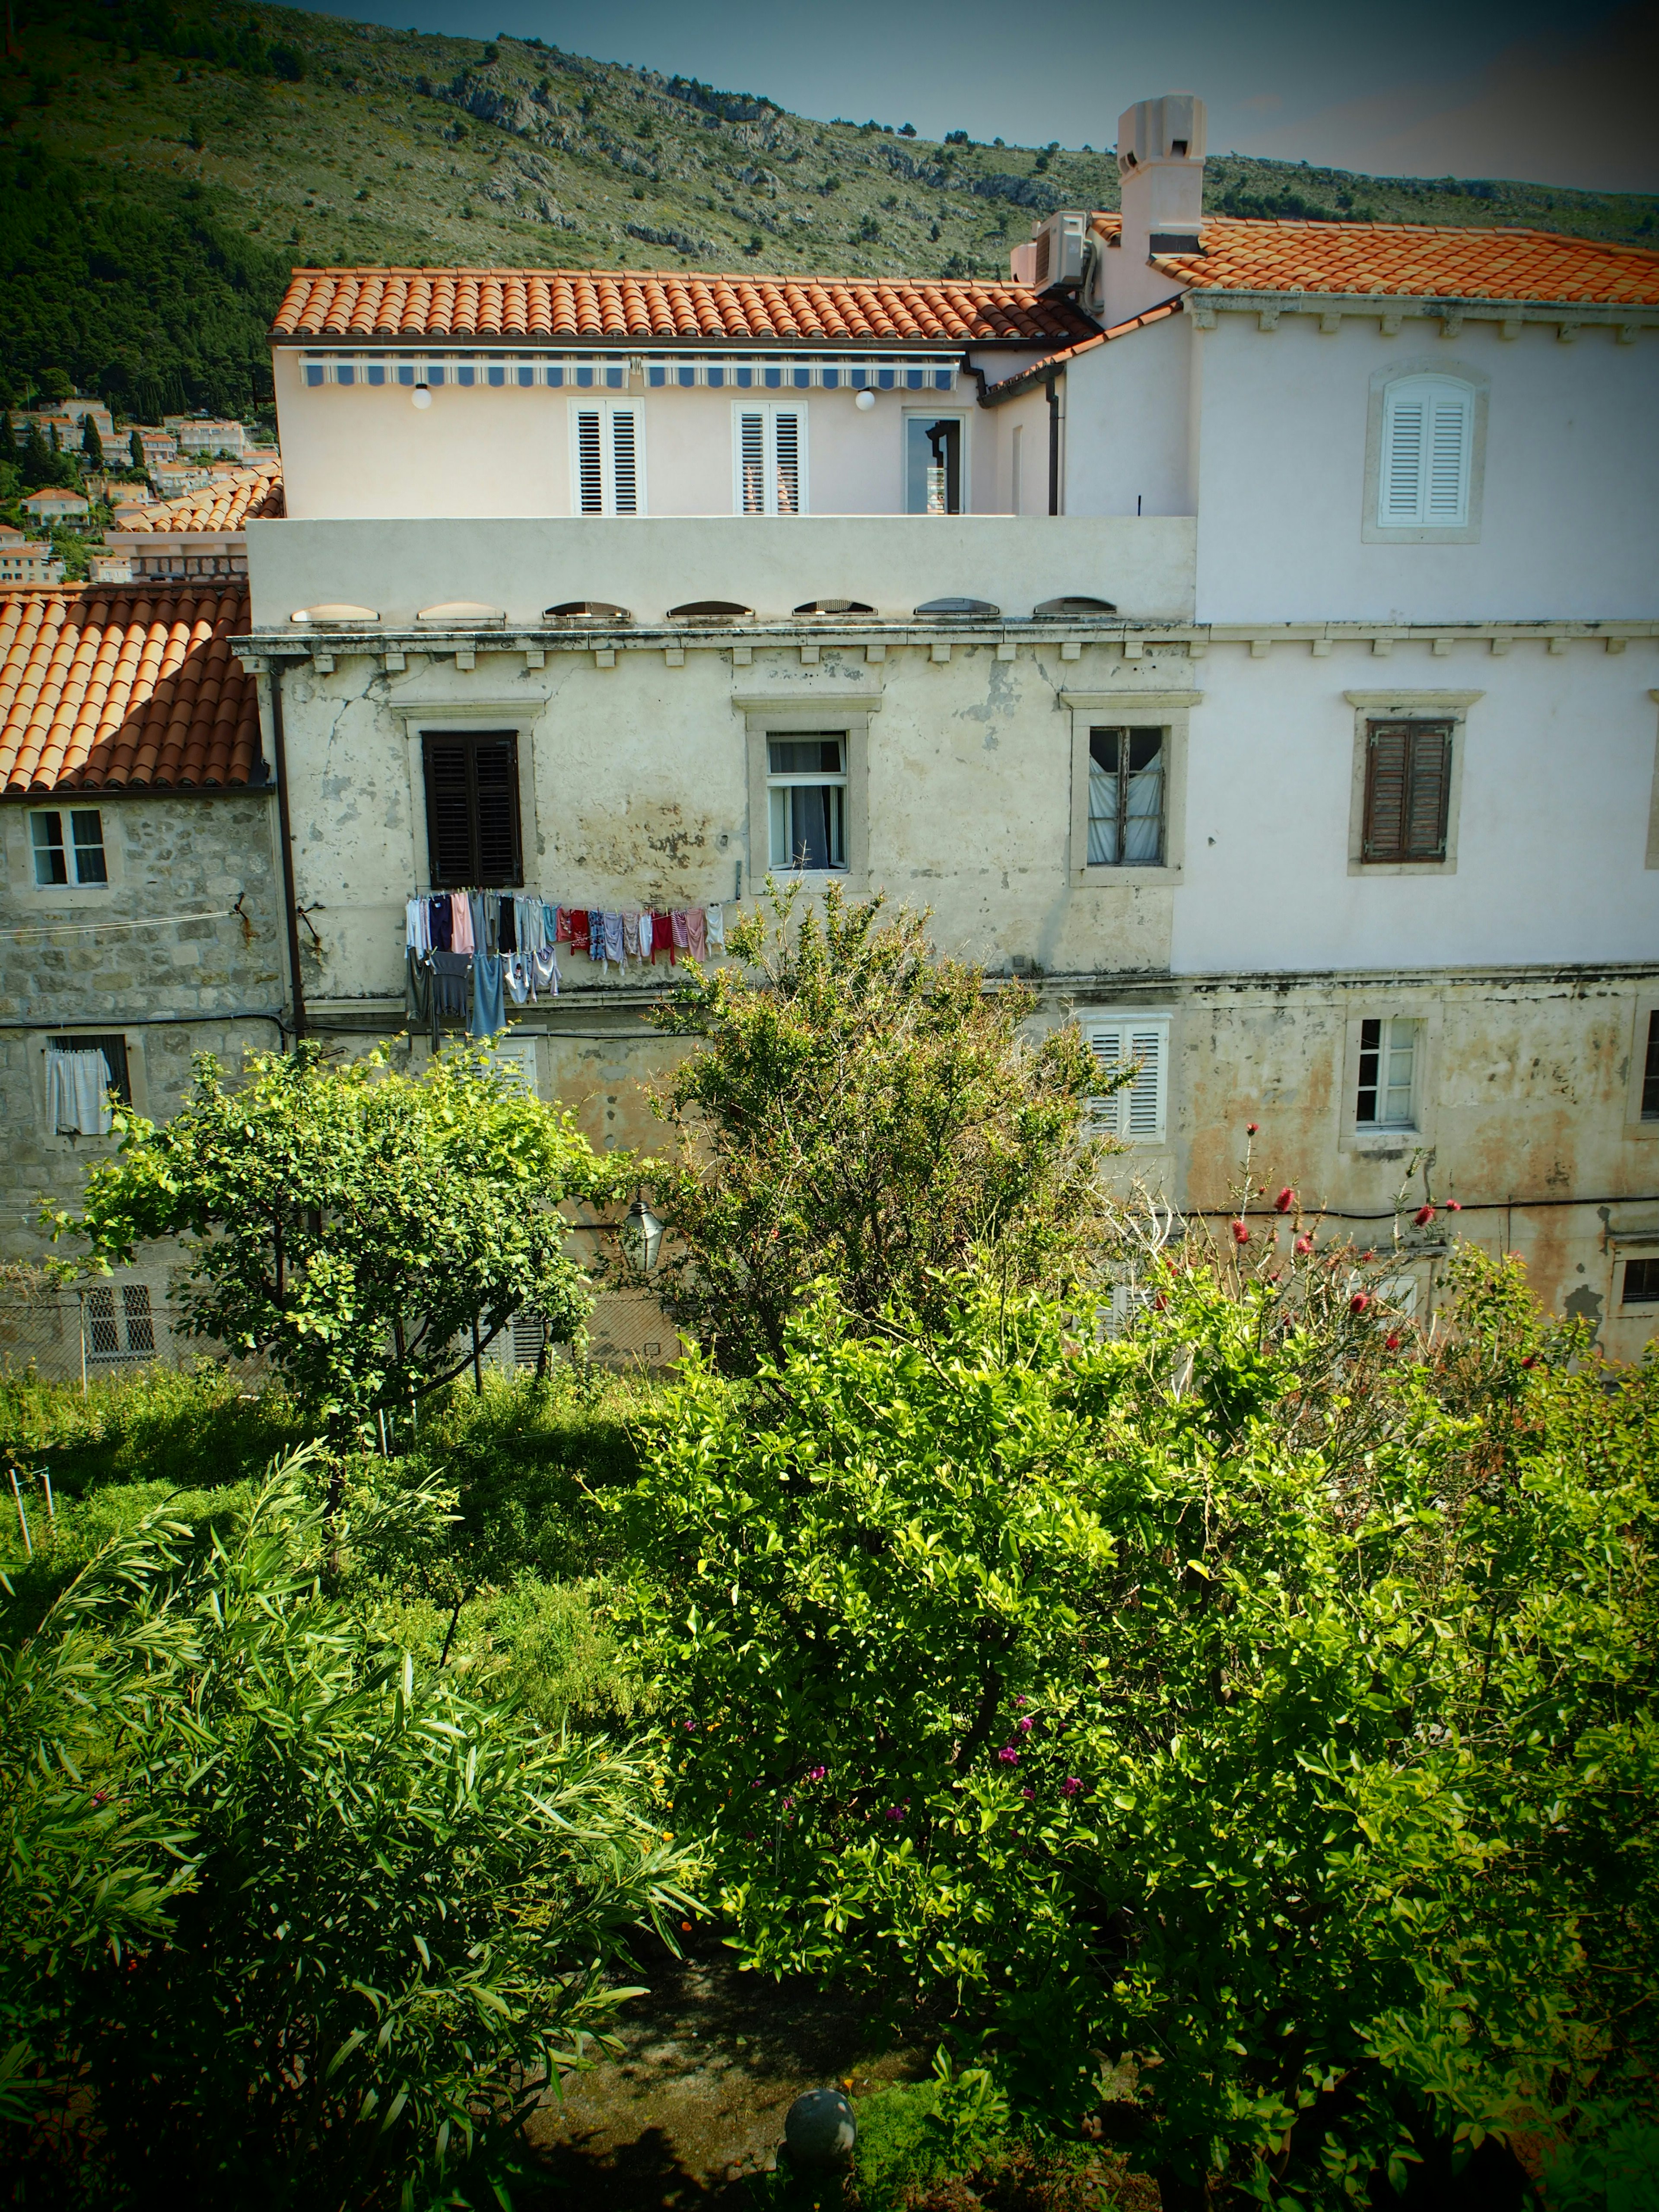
[640,885,1109,1371]
[617,1247,1659,2206]
[3,1463,696,2206]
[58,1043,630,1436]
[128,423,144,471]
[79,412,102,468]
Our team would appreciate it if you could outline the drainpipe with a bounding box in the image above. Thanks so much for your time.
[267,661,308,1039]
[1046,374,1063,516]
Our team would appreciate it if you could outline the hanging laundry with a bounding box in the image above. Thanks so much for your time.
[498,896,517,955]
[405,947,432,1028]
[685,909,707,961]
[468,891,488,956]
[450,893,474,955]
[470,950,506,1039]
[46,1049,114,1137]
[706,903,725,953]
[566,909,590,954]
[540,900,559,950]
[430,896,453,951]
[672,911,691,954]
[601,911,625,968]
[531,946,560,997]
[622,910,641,963]
[428,950,472,1047]
[652,911,675,963]
[405,897,431,955]
[504,953,532,1006]
[639,911,654,962]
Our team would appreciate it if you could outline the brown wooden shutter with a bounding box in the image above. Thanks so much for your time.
[1363,721,1450,862]
[422,733,523,889]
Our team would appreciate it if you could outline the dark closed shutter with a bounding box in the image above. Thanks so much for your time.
[1363,721,1451,862]
[421,733,523,888]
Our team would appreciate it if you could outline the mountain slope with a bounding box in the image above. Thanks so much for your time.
[2,0,1655,418]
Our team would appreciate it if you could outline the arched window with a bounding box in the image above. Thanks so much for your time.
[1378,375,1474,528]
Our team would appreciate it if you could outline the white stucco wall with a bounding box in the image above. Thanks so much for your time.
[1190,314,1659,623]
[246,515,1198,626]
[1171,637,1659,973]
[1063,312,1195,518]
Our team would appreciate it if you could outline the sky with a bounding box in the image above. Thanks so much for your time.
[308,0,1659,193]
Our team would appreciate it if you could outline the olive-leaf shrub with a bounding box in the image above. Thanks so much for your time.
[55,1041,629,1435]
[639,883,1110,1372]
[2,1460,697,2208]
[617,1247,1659,2208]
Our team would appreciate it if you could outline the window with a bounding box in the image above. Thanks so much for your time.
[1643,1013,1659,1120]
[421,733,523,889]
[1357,1017,1418,1128]
[1379,375,1473,528]
[31,808,106,886]
[905,413,965,514]
[1079,1018,1168,1143]
[1623,1258,1659,1306]
[46,1033,130,1138]
[85,1282,156,1362]
[734,405,806,515]
[1087,728,1165,867]
[1362,720,1451,863]
[570,400,642,515]
[767,735,846,871]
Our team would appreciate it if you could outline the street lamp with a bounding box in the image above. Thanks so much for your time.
[621,1193,664,1274]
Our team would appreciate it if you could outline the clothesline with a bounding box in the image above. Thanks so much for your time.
[0,906,231,943]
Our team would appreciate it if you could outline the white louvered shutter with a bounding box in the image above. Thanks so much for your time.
[573,402,643,515]
[773,410,801,514]
[734,404,807,515]
[737,409,766,514]
[575,408,604,515]
[609,405,640,514]
[1380,377,1471,527]
[1084,1021,1167,1142]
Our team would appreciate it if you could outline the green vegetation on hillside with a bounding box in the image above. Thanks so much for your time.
[1,0,1655,416]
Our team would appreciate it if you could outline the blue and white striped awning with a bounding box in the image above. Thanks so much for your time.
[299,353,958,392]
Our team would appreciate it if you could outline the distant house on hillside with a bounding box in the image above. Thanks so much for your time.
[169,418,249,459]
[0,528,64,585]
[105,460,283,582]
[13,400,115,449]
[20,489,91,524]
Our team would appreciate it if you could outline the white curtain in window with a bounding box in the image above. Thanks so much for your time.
[1380,376,1472,527]
[47,1049,114,1136]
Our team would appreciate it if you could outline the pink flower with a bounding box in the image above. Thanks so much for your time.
[1017,1716,1033,1734]
[1351,1293,1370,1315]
[1061,1777,1082,1797]
[1294,1235,1313,1255]
[997,1747,1020,1765]
[1021,1788,1035,1801]
[805,1765,827,1782]
[1230,1220,1249,1246]
[1446,1199,1462,1213]
[1274,1187,1295,1213]
[1414,1204,1435,1227]
[1246,1122,1259,1135]
[1014,1697,1027,1708]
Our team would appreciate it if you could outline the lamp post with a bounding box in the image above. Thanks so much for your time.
[621,1193,664,1275]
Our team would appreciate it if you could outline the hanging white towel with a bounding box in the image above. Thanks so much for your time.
[48,1049,114,1137]
[706,903,725,953]
[405,897,430,954]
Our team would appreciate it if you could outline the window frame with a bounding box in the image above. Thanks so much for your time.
[1361,357,1488,546]
[35,1026,145,1148]
[1339,1002,1441,1158]
[1086,725,1168,870]
[765,734,849,874]
[419,730,525,890]
[568,397,645,516]
[739,695,878,893]
[1074,1011,1172,1148]
[1344,691,1478,878]
[1361,718,1453,864]
[27,806,108,888]
[1619,1255,1659,1309]
[732,401,809,516]
[902,408,970,516]
[1623,995,1659,1139]
[1064,690,1197,890]
[1354,1014,1420,1131]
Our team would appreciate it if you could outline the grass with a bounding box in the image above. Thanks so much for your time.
[1,0,1653,415]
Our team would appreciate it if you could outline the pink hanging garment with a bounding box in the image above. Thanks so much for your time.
[686,909,707,960]
[450,893,475,954]
[672,911,690,953]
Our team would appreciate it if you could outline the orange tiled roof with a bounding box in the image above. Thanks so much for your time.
[270,265,1097,346]
[979,297,1184,400]
[111,461,284,536]
[0,586,263,795]
[1086,214,1659,304]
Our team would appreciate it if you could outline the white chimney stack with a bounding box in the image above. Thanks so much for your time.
[1102,92,1207,324]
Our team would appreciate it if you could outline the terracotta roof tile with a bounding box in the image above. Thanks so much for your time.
[979,297,1185,400]
[112,462,284,536]
[1085,214,1659,304]
[270,265,1097,346]
[0,586,262,795]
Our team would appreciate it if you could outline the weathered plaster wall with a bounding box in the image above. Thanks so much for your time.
[0,795,286,1264]
[1192,313,1659,624]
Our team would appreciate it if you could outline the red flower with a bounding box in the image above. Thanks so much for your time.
[1351,1292,1371,1315]
[1520,1353,1538,1370]
[1230,1220,1249,1245]
[1246,1122,1259,1135]
[1385,1333,1401,1351]
[1446,1199,1462,1212]
[1294,1234,1313,1255]
[1275,1187,1295,1213]
[1414,1204,1435,1226]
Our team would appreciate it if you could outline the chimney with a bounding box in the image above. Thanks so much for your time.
[1103,92,1206,323]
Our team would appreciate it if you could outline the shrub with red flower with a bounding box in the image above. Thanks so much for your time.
[1230,1220,1249,1246]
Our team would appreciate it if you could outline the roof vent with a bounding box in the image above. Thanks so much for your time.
[289,604,378,627]
[669,599,753,623]
[1032,594,1118,619]
[416,600,506,626]
[544,600,634,626]
[794,598,876,617]
[914,596,1000,622]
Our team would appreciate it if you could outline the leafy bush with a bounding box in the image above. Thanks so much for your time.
[617,1244,1659,2206]
[0,1357,306,1498]
[58,1042,629,1437]
[853,2052,1012,2209]
[2,1461,696,2207]
[641,886,1107,1372]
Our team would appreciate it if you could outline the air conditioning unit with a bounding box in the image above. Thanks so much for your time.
[1027,210,1089,292]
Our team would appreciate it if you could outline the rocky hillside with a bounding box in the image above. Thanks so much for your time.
[3,0,1655,418]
